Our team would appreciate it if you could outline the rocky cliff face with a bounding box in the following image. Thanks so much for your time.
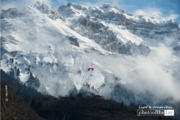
[58,3,180,55]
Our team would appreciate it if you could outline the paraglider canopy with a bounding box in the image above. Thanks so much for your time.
[88,67,94,71]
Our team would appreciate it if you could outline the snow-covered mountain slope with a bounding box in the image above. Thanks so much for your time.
[1,1,180,105]
[58,3,152,55]
[58,3,180,52]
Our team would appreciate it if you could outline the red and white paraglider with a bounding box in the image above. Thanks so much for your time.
[88,67,94,76]
[88,67,94,71]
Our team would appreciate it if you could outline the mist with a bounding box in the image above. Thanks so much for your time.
[126,44,180,101]
[32,37,180,104]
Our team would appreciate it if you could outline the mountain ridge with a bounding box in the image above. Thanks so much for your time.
[1,1,180,108]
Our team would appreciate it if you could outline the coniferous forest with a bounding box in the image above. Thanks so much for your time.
[0,70,178,120]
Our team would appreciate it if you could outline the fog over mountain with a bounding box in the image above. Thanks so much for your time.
[1,1,180,109]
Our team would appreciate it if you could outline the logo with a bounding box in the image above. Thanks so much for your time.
[164,110,174,116]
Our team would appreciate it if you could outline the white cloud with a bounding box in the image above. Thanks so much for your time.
[1,2,17,10]
[164,14,179,21]
[1,0,51,10]
[1,0,69,10]
[134,7,162,16]
[125,43,180,101]
[134,7,179,21]
[79,0,123,7]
